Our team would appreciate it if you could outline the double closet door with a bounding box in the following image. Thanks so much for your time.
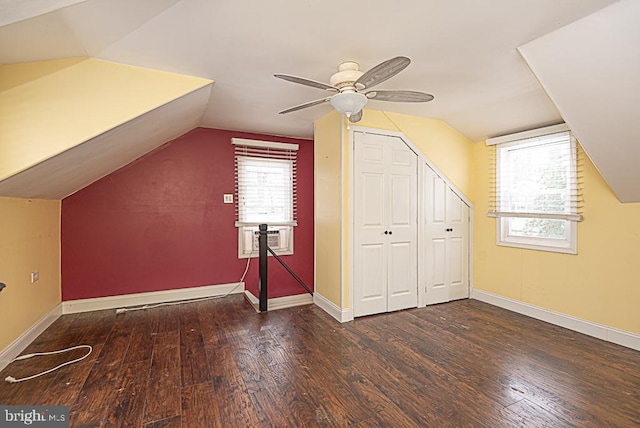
[353,131,471,318]
[353,132,418,317]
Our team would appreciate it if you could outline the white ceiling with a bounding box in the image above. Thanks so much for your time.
[0,0,616,143]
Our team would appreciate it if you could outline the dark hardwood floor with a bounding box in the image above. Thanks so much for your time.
[1,295,639,427]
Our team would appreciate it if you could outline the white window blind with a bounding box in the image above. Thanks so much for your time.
[488,127,583,222]
[233,138,298,226]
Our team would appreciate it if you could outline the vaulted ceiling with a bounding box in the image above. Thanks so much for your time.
[1,0,638,201]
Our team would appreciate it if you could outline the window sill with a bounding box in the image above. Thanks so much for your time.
[497,240,577,255]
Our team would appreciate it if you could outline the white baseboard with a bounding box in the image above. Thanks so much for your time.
[472,290,640,352]
[62,282,245,314]
[244,290,313,312]
[313,292,353,323]
[0,304,62,372]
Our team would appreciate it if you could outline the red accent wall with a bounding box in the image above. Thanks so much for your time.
[61,128,313,301]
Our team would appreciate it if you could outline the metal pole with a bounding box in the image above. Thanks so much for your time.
[258,223,268,312]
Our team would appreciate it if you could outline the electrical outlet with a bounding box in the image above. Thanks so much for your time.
[223,194,233,204]
[30,271,39,283]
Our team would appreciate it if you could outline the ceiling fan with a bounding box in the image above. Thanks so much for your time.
[275,56,434,123]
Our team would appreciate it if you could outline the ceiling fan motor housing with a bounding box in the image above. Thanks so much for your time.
[330,61,364,90]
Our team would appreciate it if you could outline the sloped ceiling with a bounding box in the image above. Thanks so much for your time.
[2,0,637,200]
[518,0,640,202]
[0,58,212,197]
[0,84,211,198]
[0,0,88,27]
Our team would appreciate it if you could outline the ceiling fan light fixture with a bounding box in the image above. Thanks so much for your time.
[330,92,367,117]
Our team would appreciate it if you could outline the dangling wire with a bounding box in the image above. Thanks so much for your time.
[4,345,93,383]
[114,249,254,314]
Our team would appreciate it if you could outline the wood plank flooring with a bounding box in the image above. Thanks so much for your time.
[1,296,639,427]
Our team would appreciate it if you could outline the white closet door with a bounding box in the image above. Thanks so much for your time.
[354,132,417,317]
[424,166,469,305]
[354,138,387,317]
[446,186,469,301]
[386,140,418,311]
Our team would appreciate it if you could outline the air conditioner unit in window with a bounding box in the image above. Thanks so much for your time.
[239,225,292,257]
[252,229,283,251]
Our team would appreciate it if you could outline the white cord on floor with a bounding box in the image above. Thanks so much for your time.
[4,345,93,383]
[114,250,254,314]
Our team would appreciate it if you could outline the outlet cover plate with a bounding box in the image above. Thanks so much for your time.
[223,194,233,204]
[31,271,39,283]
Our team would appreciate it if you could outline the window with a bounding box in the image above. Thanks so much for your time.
[233,138,298,258]
[487,124,582,254]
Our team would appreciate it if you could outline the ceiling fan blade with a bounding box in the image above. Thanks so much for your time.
[274,74,338,91]
[355,56,411,90]
[366,90,434,103]
[279,97,332,114]
[348,110,363,123]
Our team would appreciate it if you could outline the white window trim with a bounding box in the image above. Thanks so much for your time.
[486,123,569,146]
[489,124,579,255]
[231,138,299,151]
[496,217,577,254]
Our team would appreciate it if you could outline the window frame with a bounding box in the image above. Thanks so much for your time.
[232,138,298,259]
[497,216,577,254]
[488,124,579,255]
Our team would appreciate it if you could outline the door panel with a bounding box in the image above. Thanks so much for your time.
[390,173,412,227]
[356,243,387,317]
[388,241,418,311]
[431,239,446,286]
[449,237,464,286]
[361,143,384,164]
[391,145,414,166]
[362,173,385,227]
[426,238,448,303]
[447,186,463,223]
[432,175,446,224]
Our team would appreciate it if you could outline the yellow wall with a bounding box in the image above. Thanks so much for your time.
[354,110,474,198]
[472,141,640,334]
[0,57,212,181]
[0,197,61,350]
[314,111,344,306]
